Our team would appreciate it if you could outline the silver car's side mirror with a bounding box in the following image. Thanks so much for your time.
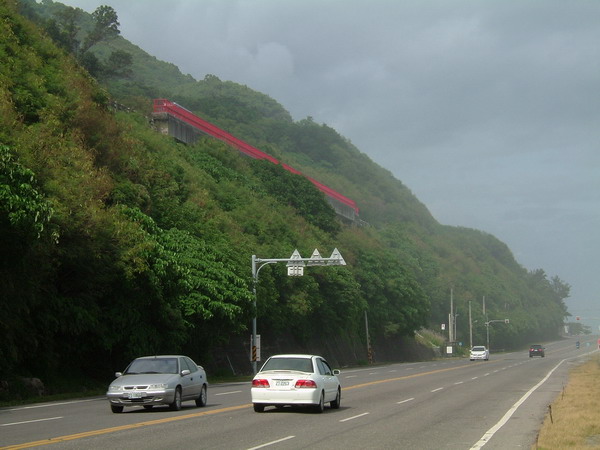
[333,369,341,375]
[181,369,191,376]
[115,372,122,377]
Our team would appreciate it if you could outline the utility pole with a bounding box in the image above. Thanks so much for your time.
[449,288,454,343]
[365,311,373,364]
[454,309,459,345]
[469,301,473,348]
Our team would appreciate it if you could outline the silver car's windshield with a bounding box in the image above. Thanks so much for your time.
[125,358,178,374]
[261,357,313,373]
[472,347,486,352]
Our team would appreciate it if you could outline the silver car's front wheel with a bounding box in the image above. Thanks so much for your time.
[195,384,207,407]
[170,387,182,411]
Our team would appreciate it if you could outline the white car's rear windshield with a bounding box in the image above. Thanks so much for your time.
[472,347,486,352]
[261,357,313,372]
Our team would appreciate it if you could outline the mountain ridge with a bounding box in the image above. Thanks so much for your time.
[0,0,570,394]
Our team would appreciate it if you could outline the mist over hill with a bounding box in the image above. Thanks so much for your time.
[0,0,570,394]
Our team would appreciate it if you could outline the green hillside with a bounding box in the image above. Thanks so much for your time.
[1,0,569,397]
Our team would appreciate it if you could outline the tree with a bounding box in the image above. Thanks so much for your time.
[103,49,133,79]
[46,6,81,54]
[80,5,120,55]
[0,145,54,239]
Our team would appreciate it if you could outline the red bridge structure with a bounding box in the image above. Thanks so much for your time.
[153,99,359,222]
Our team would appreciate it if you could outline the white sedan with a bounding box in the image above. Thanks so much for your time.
[470,346,490,361]
[251,354,341,413]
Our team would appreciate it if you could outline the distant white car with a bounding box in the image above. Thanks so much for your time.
[251,354,341,413]
[470,346,489,361]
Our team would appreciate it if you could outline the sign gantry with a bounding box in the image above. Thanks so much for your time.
[250,248,346,373]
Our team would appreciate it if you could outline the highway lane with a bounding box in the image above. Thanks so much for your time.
[1,337,597,449]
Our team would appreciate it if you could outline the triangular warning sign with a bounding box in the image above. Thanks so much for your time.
[286,249,305,266]
[307,249,324,266]
[328,248,346,265]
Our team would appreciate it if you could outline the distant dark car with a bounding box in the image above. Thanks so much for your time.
[529,344,545,357]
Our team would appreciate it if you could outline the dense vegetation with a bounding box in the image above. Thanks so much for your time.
[0,0,570,396]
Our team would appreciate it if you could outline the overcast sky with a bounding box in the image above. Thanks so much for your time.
[59,0,600,331]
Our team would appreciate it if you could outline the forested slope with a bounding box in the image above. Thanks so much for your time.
[0,0,569,396]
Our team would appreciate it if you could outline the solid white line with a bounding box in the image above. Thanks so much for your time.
[1,416,63,427]
[9,399,99,411]
[215,390,242,396]
[397,398,415,404]
[340,412,370,422]
[431,387,443,393]
[247,435,295,450]
[470,359,566,449]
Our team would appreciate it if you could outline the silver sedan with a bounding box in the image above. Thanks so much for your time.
[106,355,207,413]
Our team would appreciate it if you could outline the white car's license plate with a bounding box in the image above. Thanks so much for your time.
[275,380,289,387]
[128,392,143,398]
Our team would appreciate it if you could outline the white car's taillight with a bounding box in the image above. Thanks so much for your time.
[252,379,270,388]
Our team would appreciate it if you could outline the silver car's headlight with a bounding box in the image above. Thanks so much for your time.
[108,385,124,392]
[148,383,168,389]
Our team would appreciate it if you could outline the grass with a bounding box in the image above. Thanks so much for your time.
[534,353,600,449]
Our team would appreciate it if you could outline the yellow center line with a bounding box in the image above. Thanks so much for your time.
[344,362,475,390]
[3,361,480,449]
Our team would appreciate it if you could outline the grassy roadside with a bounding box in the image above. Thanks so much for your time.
[534,353,600,449]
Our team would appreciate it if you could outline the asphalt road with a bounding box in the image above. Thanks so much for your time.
[1,337,597,450]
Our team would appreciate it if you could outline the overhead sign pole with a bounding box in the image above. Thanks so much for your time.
[485,318,510,352]
[251,249,346,374]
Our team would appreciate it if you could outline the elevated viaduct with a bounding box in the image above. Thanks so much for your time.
[152,99,360,223]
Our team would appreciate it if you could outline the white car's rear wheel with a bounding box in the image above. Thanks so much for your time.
[110,405,124,413]
[330,388,341,409]
[253,403,265,412]
[314,391,325,413]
